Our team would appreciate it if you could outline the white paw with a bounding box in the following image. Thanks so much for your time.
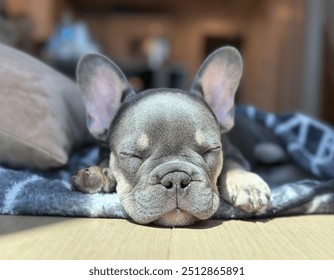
[222,170,271,213]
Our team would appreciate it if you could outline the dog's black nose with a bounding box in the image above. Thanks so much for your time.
[160,171,191,189]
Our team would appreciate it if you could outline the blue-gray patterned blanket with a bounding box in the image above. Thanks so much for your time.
[0,106,333,220]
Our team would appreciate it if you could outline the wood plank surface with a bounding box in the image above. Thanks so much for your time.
[0,215,333,260]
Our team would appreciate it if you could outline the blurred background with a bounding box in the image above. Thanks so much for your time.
[0,0,333,124]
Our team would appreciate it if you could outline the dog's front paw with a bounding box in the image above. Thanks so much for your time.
[71,166,116,194]
[222,170,271,213]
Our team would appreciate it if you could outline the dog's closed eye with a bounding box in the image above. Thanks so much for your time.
[120,152,144,160]
[200,146,222,156]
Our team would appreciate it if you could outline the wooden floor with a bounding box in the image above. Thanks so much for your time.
[0,215,333,260]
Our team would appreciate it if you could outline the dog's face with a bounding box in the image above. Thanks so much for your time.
[77,47,243,226]
[109,90,222,226]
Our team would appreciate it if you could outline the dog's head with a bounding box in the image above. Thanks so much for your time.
[77,47,242,226]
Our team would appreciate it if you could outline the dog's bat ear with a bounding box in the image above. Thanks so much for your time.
[191,46,243,132]
[76,53,135,141]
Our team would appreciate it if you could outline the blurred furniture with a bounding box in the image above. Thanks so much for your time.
[3,0,334,122]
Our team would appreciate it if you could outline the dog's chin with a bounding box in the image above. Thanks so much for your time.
[153,209,199,227]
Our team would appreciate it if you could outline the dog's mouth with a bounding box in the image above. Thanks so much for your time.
[118,178,220,226]
[153,208,199,227]
[116,160,220,227]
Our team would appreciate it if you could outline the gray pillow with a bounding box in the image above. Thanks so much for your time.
[0,43,92,169]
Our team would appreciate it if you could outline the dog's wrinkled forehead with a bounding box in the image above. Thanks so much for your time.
[110,89,219,149]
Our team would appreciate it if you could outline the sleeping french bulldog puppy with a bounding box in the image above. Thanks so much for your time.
[71,47,271,226]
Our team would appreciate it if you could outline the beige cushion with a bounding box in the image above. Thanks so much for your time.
[0,43,92,169]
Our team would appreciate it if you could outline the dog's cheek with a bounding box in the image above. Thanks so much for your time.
[122,158,142,177]
[182,185,220,218]
[203,151,223,188]
[114,171,130,192]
